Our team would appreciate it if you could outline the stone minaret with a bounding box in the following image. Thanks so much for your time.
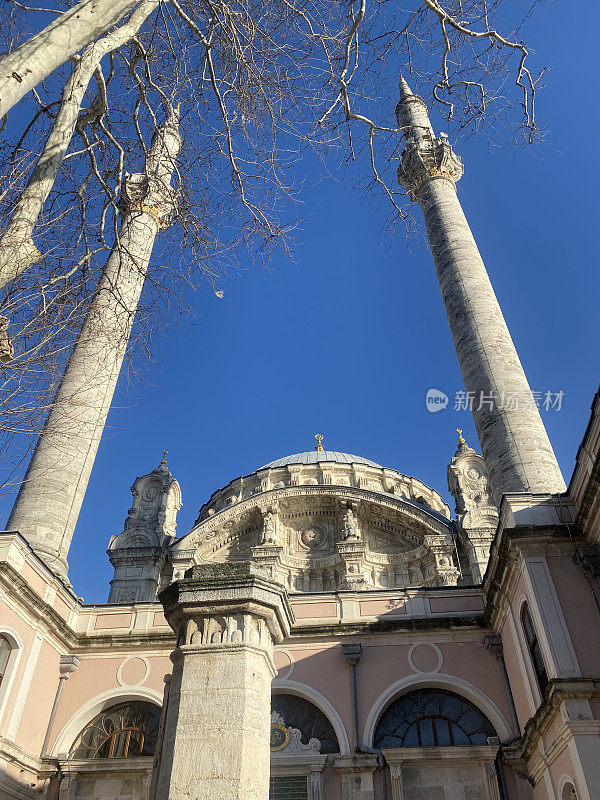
[6,110,181,581]
[396,77,565,506]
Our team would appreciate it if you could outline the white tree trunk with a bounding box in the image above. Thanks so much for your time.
[6,108,181,581]
[0,0,153,118]
[0,1,159,288]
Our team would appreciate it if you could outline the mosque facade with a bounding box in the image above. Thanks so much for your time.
[1,80,600,800]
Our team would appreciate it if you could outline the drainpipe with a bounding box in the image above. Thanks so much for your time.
[341,643,388,800]
[484,635,520,737]
[484,636,520,800]
[41,655,80,757]
[341,643,362,751]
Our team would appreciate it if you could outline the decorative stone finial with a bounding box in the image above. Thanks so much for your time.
[315,434,324,452]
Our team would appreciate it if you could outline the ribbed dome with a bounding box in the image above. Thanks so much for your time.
[260,451,381,469]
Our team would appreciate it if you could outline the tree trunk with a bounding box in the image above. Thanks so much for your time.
[0,0,152,118]
[0,0,159,288]
[5,108,181,581]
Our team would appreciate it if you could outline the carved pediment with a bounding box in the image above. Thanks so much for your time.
[173,484,460,592]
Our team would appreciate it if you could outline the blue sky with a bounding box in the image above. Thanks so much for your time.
[2,1,599,602]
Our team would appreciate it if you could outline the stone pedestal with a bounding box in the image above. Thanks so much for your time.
[334,755,378,800]
[154,562,294,800]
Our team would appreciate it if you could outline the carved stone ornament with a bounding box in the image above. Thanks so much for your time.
[260,505,279,545]
[114,459,182,549]
[342,502,361,541]
[118,114,182,231]
[300,525,328,550]
[174,482,460,593]
[398,132,464,199]
[270,712,320,754]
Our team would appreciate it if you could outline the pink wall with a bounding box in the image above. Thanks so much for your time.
[546,554,600,676]
[47,653,172,754]
[0,599,38,731]
[14,639,60,753]
[282,637,512,749]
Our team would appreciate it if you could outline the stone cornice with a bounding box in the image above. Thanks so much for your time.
[503,678,600,765]
[194,462,451,524]
[284,614,487,642]
[0,559,76,650]
[0,736,47,775]
[483,524,581,629]
[0,557,178,651]
[58,756,153,774]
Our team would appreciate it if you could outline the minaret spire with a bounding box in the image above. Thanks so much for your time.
[398,74,413,100]
[396,80,565,505]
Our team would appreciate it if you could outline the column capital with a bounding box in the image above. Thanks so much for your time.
[398,135,464,200]
[484,635,504,660]
[59,654,81,679]
[333,754,379,773]
[159,561,294,645]
[575,545,600,579]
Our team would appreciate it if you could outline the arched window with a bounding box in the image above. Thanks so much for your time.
[373,689,496,748]
[0,636,12,688]
[271,694,340,753]
[521,602,548,696]
[562,782,578,800]
[70,701,160,759]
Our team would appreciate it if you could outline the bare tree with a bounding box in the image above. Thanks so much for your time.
[0,0,550,487]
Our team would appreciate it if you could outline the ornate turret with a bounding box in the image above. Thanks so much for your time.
[447,430,498,582]
[107,453,182,603]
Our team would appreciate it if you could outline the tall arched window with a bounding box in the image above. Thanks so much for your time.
[0,636,12,688]
[562,782,578,800]
[70,701,160,759]
[521,602,548,696]
[374,689,496,748]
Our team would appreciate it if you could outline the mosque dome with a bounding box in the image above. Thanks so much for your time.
[260,451,381,470]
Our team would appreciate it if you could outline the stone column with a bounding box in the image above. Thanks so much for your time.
[6,111,181,580]
[309,765,325,800]
[154,562,294,800]
[389,765,403,800]
[396,77,565,507]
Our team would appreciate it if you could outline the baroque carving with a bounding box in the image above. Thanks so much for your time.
[398,131,464,199]
[447,439,497,528]
[270,712,320,754]
[185,613,269,648]
[342,502,361,541]
[260,505,279,545]
[175,482,461,593]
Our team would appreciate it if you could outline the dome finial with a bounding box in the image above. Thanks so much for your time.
[315,434,324,452]
[456,428,466,446]
[160,448,168,467]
